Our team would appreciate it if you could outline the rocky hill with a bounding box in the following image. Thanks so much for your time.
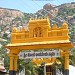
[36,2,75,24]
[0,7,31,39]
[57,2,75,24]
[36,3,58,18]
[0,7,24,18]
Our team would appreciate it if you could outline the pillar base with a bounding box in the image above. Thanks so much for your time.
[9,70,16,75]
[64,69,69,75]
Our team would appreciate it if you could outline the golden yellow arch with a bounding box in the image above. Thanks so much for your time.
[6,18,74,75]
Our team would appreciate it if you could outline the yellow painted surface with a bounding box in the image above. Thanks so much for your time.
[32,58,61,65]
[6,18,73,53]
[14,56,18,71]
[46,72,52,75]
[9,54,18,71]
[6,42,73,51]
[9,56,14,70]
[11,18,69,43]
[64,50,69,69]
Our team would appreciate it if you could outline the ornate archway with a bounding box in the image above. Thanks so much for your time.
[5,18,74,75]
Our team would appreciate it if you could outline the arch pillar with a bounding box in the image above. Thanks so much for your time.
[9,54,18,75]
[64,49,69,75]
[9,48,20,75]
[9,55,14,75]
[13,55,18,75]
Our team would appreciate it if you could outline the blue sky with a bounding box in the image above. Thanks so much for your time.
[0,0,75,13]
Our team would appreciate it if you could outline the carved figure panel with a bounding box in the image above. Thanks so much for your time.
[33,27,42,37]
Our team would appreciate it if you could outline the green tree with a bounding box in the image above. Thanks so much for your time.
[25,60,37,75]
[73,16,75,19]
[70,48,75,66]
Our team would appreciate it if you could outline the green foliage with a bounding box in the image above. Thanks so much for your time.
[3,33,8,39]
[73,16,75,19]
[17,59,25,72]
[70,48,75,66]
[4,55,10,71]
[25,60,37,75]
[26,70,31,75]
[14,16,21,21]
[37,66,44,75]
[0,38,10,72]
[22,13,31,23]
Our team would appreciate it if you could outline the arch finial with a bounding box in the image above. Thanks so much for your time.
[52,24,58,29]
[62,22,68,29]
[21,27,25,32]
[12,27,18,32]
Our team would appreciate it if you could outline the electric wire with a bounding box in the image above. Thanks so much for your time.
[21,0,73,28]
[21,0,45,17]
[32,1,60,23]
[33,1,64,21]
[32,0,73,28]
